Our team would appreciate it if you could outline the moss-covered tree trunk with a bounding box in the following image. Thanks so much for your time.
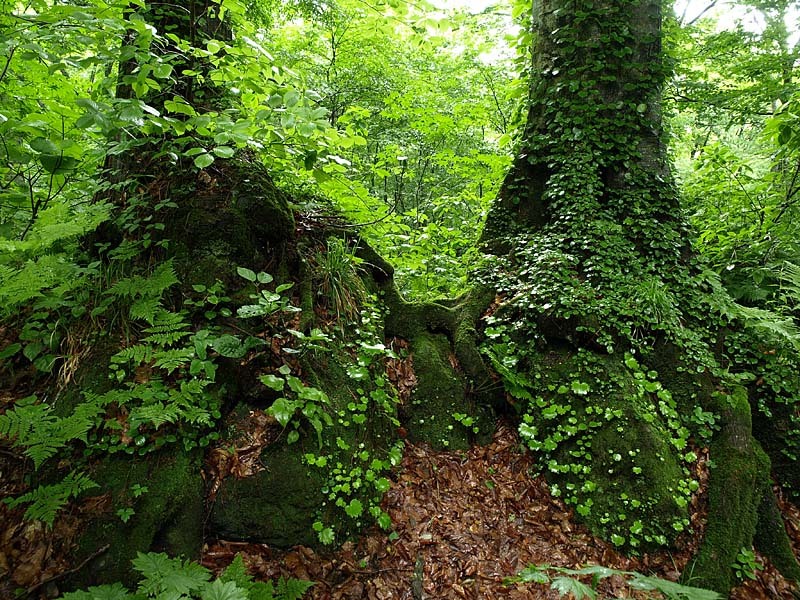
[466,0,800,594]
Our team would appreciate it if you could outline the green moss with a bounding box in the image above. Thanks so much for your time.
[403,332,492,450]
[69,450,204,588]
[209,445,324,547]
[683,386,771,594]
[209,339,401,547]
[754,488,800,582]
[508,348,692,549]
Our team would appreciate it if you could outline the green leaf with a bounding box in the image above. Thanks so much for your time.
[260,374,285,391]
[276,576,314,600]
[200,579,248,600]
[0,343,22,360]
[268,398,298,427]
[550,576,596,600]
[237,267,257,282]
[213,146,236,158]
[571,381,590,395]
[211,335,247,359]
[194,153,215,169]
[60,583,133,600]
[40,154,78,174]
[344,499,363,518]
[30,137,59,154]
[132,552,211,596]
[220,554,253,588]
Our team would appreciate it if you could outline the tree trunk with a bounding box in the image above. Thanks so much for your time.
[469,0,800,594]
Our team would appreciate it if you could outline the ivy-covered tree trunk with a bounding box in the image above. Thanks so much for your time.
[469,0,800,594]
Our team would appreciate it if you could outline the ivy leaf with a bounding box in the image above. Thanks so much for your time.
[344,498,363,518]
[571,381,590,395]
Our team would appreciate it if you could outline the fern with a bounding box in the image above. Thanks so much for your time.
[142,310,190,346]
[153,347,194,373]
[129,402,181,430]
[105,261,179,324]
[4,471,98,528]
[112,344,153,367]
[60,552,313,599]
[0,394,106,469]
[779,261,800,303]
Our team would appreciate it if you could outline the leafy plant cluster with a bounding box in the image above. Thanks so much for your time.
[483,333,702,548]
[505,563,720,600]
[60,553,312,600]
[298,301,404,544]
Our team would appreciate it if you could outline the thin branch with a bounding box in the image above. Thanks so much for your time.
[23,544,110,598]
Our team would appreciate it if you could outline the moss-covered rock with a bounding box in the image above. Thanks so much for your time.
[521,349,689,549]
[209,445,324,547]
[208,341,401,547]
[162,156,295,287]
[70,449,204,588]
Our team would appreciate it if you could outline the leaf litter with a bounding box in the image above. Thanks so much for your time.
[202,422,800,599]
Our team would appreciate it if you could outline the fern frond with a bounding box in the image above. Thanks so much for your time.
[736,304,800,348]
[5,471,98,528]
[0,394,106,469]
[142,310,190,346]
[111,345,152,367]
[129,403,181,429]
[779,261,800,302]
[106,260,179,300]
[130,296,161,324]
[152,348,194,374]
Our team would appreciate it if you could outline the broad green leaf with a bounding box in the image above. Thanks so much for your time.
[237,267,257,282]
[200,579,248,600]
[194,153,215,169]
[268,398,297,426]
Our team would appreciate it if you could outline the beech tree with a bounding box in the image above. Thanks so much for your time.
[467,0,800,593]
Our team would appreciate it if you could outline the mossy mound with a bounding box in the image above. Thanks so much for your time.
[515,348,691,550]
[209,343,401,547]
[161,156,295,287]
[209,443,325,547]
[401,332,492,451]
[70,449,204,588]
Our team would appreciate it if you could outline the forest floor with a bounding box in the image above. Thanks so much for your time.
[2,419,800,598]
[201,422,800,600]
